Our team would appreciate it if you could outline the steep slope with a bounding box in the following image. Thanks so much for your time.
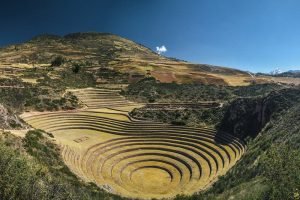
[218,87,300,140]
[180,86,300,200]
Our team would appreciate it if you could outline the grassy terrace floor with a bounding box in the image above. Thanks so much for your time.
[21,88,245,199]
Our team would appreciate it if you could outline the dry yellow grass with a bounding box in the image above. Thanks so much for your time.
[207,73,252,86]
[21,88,245,199]
[21,78,38,84]
[0,63,49,69]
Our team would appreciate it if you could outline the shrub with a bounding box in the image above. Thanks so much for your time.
[51,56,65,67]
[171,120,186,126]
[261,145,300,200]
[72,64,81,74]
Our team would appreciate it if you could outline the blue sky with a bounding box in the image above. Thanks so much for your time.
[1,0,300,73]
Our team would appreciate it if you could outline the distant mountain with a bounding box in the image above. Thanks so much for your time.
[286,69,300,73]
[275,69,300,78]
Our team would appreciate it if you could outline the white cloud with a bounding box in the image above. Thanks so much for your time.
[156,45,167,54]
[270,67,282,75]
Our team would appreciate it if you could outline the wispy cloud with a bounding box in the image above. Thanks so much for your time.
[156,45,167,54]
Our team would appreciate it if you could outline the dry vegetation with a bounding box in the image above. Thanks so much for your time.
[1,32,298,86]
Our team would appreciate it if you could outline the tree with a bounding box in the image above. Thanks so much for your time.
[51,56,65,67]
[72,64,80,74]
[72,64,81,81]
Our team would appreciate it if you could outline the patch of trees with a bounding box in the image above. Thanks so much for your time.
[0,78,80,113]
[96,67,129,83]
[123,77,284,103]
[130,107,225,128]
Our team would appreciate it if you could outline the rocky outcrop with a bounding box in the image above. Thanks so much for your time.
[0,104,27,129]
[218,88,300,140]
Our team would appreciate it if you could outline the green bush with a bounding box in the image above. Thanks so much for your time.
[261,145,300,200]
[171,120,186,126]
[51,56,65,67]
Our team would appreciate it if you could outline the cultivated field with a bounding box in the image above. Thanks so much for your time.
[21,88,245,199]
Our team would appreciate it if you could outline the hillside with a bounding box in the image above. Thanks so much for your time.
[2,32,297,86]
[188,86,300,200]
[0,32,300,200]
[123,78,286,128]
